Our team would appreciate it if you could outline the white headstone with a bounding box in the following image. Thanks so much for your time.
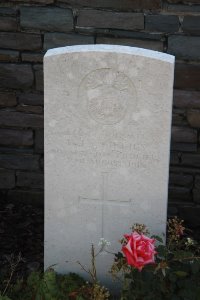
[44,45,175,285]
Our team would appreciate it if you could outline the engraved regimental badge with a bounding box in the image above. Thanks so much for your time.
[79,68,135,125]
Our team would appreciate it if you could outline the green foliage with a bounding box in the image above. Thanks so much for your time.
[121,260,200,300]
[0,242,110,300]
[151,235,163,244]
[1,270,87,300]
[1,269,111,300]
[111,217,200,300]
[1,217,200,299]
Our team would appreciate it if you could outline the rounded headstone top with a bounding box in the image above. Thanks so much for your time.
[44,44,175,64]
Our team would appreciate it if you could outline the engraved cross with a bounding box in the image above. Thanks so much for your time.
[79,172,132,238]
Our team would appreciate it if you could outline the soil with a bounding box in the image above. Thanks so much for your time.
[0,191,43,278]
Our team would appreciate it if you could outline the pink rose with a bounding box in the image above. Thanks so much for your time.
[122,231,156,271]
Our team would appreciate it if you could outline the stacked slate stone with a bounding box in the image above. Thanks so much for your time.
[0,0,200,272]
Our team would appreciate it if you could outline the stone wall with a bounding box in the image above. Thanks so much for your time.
[0,0,200,235]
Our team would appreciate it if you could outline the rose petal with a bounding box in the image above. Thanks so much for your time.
[122,231,156,270]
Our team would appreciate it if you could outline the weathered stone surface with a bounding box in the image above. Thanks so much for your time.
[7,190,44,206]
[171,143,197,152]
[187,110,200,128]
[40,156,44,170]
[179,206,200,228]
[44,45,174,283]
[78,27,164,40]
[195,175,200,189]
[34,65,43,92]
[171,126,197,143]
[166,4,200,12]
[172,109,187,126]
[0,128,33,147]
[77,10,144,30]
[20,7,73,32]
[168,205,178,216]
[0,147,34,154]
[12,0,53,2]
[0,33,42,50]
[182,154,200,168]
[182,16,200,35]
[168,35,200,60]
[0,111,43,128]
[22,52,44,63]
[0,169,15,189]
[173,90,200,109]
[0,63,34,89]
[96,37,163,51]
[0,154,40,170]
[174,63,200,90]
[44,33,94,50]
[193,189,200,203]
[18,93,43,106]
[111,30,164,40]
[0,8,17,16]
[60,0,161,10]
[146,15,179,32]
[16,105,43,114]
[35,130,44,153]
[170,152,180,165]
[169,173,193,187]
[0,16,18,31]
[170,166,200,175]
[167,0,200,3]
[0,92,17,107]
[0,49,19,62]
[16,171,44,188]
[168,186,191,201]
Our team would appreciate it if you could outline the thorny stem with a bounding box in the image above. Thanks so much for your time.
[95,248,115,258]
[94,245,104,258]
[167,238,173,252]
[2,268,15,296]
[104,249,115,255]
[76,261,94,280]
[78,243,111,284]
[2,253,22,296]
[91,244,97,283]
[77,243,114,285]
[77,245,97,284]
[171,256,200,262]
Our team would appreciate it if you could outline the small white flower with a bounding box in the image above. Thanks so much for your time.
[98,238,111,248]
[186,237,194,245]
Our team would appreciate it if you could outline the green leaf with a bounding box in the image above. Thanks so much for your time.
[115,252,124,259]
[27,271,42,290]
[157,245,167,258]
[41,270,62,299]
[173,250,194,260]
[171,296,180,300]
[191,260,200,274]
[169,273,177,283]
[174,271,188,277]
[151,235,163,243]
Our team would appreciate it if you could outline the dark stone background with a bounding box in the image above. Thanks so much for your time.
[0,0,200,272]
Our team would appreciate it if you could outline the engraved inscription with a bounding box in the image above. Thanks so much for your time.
[79,172,132,238]
[78,69,136,125]
[47,131,161,170]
